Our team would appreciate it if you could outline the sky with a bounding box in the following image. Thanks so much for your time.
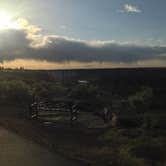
[0,0,166,69]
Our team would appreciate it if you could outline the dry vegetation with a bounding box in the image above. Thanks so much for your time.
[0,69,166,166]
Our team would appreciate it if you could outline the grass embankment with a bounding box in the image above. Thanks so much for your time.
[0,106,113,165]
[0,106,166,166]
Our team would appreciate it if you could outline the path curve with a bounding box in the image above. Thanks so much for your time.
[0,127,85,166]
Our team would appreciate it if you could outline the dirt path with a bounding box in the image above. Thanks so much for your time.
[0,127,86,166]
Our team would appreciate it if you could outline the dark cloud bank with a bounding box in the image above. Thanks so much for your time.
[0,29,166,66]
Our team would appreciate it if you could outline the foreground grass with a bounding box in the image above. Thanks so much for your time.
[0,106,166,166]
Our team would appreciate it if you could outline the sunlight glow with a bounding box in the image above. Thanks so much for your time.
[0,11,18,30]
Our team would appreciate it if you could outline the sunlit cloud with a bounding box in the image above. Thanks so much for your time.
[122,4,142,13]
[15,18,50,48]
[2,59,166,70]
[0,17,166,69]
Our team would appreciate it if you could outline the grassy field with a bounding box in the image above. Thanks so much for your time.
[0,105,166,166]
[0,69,165,166]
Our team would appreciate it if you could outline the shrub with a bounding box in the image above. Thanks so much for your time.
[128,86,154,113]
[118,148,148,166]
[143,113,166,129]
[69,84,98,100]
[0,80,32,105]
[99,129,130,147]
[130,138,166,163]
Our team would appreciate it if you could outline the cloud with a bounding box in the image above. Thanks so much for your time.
[3,59,166,70]
[122,4,142,13]
[0,18,166,69]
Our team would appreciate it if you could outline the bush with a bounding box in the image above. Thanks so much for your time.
[130,138,166,163]
[128,86,154,113]
[70,84,98,100]
[118,148,148,166]
[143,113,166,129]
[0,80,32,105]
[32,81,68,100]
[119,115,143,128]
[99,129,130,147]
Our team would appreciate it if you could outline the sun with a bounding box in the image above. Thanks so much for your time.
[0,11,18,30]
